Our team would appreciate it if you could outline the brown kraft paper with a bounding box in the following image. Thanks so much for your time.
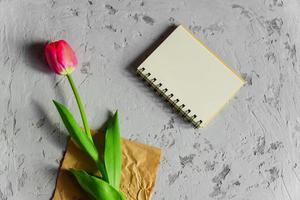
[52,130,162,200]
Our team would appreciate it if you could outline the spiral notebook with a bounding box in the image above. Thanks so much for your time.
[137,25,245,128]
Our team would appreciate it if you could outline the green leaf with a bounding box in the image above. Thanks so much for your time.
[53,100,108,181]
[70,168,126,200]
[120,192,127,200]
[104,111,122,190]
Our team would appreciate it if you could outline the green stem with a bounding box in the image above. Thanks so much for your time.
[66,74,92,141]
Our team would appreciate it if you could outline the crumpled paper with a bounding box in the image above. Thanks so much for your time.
[52,130,162,200]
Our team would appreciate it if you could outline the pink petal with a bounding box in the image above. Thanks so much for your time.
[45,43,65,74]
[56,40,77,69]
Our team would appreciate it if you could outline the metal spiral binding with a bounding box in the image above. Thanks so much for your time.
[137,67,202,128]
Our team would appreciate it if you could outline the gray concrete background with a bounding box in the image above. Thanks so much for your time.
[0,0,300,199]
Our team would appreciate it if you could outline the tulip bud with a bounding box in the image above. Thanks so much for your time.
[45,40,78,75]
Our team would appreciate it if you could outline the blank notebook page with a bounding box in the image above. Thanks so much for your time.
[138,25,245,127]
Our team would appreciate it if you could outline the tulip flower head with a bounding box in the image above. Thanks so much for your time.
[45,40,78,75]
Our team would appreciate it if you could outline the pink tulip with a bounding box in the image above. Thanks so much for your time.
[45,40,78,75]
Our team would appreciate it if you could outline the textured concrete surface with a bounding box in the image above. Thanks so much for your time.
[0,0,300,199]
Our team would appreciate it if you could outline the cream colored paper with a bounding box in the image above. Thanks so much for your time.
[52,130,161,200]
[138,25,245,127]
